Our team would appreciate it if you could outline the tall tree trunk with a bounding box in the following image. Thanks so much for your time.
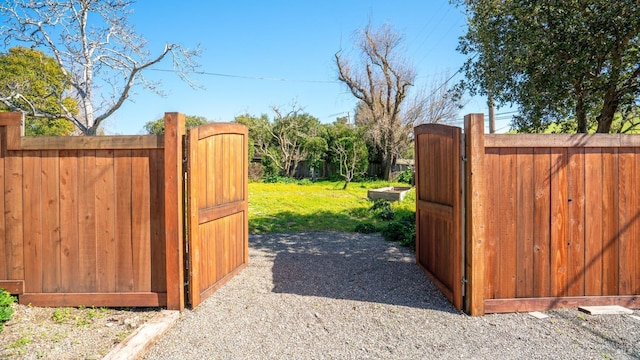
[596,88,620,133]
[382,154,392,181]
[576,95,587,133]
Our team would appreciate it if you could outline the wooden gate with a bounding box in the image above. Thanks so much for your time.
[414,124,463,310]
[186,123,249,307]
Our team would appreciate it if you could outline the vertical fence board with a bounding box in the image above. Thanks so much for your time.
[115,151,134,292]
[215,135,224,206]
[132,150,151,292]
[567,148,585,296]
[550,148,568,297]
[617,148,635,295]
[533,148,551,297]
[231,135,240,202]
[516,149,534,298]
[60,151,79,292]
[23,152,42,293]
[635,149,640,294]
[584,149,603,296]
[5,151,24,281]
[498,148,517,298]
[601,148,619,295]
[222,135,230,204]
[204,137,214,209]
[149,149,166,293]
[484,148,500,299]
[41,151,61,292]
[0,129,6,280]
[95,150,116,292]
[78,150,97,292]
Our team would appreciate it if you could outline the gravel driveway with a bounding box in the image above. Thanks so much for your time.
[144,232,640,359]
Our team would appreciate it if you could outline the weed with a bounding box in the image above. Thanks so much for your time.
[8,336,31,354]
[52,308,72,324]
[0,289,16,332]
[115,329,131,343]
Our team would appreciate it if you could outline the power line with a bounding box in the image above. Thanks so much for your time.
[148,68,340,84]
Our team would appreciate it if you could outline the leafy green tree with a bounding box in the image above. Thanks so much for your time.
[0,47,77,136]
[333,136,369,190]
[304,136,328,181]
[324,117,369,188]
[455,0,640,133]
[143,115,208,135]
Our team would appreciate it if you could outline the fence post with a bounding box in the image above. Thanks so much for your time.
[164,112,186,311]
[464,113,486,316]
[0,112,23,150]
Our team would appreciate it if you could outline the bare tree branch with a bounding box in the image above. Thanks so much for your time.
[0,0,201,135]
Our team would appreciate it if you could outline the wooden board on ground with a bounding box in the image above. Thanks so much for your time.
[578,305,634,315]
[528,311,549,319]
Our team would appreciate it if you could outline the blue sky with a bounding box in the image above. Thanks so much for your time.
[101,0,508,134]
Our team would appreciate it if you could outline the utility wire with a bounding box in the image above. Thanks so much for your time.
[148,68,341,84]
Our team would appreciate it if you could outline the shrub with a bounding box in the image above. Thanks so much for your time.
[371,199,394,220]
[263,175,296,184]
[354,223,379,233]
[349,207,370,219]
[381,212,416,249]
[396,168,414,184]
[0,289,15,332]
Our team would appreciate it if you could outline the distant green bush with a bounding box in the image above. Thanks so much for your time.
[396,169,414,184]
[381,212,416,249]
[262,175,297,184]
[0,289,15,332]
[371,199,395,220]
[354,223,379,233]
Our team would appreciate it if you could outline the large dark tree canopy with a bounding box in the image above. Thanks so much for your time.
[456,0,640,133]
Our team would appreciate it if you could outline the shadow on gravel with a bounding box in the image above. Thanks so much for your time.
[250,232,458,313]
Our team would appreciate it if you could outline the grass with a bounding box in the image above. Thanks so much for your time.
[248,180,415,234]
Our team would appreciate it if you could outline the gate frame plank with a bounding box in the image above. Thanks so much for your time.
[163,113,186,311]
[464,114,486,316]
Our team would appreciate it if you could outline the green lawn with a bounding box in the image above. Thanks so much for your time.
[248,180,415,234]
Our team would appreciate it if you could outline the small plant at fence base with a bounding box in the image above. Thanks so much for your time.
[0,289,15,332]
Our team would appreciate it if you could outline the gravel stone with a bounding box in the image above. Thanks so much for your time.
[144,232,640,359]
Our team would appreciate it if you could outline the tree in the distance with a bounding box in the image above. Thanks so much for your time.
[0,47,77,136]
[455,0,640,133]
[0,0,200,135]
[333,136,368,190]
[143,115,208,135]
[336,22,428,180]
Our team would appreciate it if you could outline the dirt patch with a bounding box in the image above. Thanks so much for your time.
[0,303,159,359]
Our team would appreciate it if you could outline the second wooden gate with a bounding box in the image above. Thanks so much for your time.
[186,123,249,307]
[414,124,463,310]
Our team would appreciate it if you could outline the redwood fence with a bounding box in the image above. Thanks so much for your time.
[0,112,248,310]
[415,114,640,315]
